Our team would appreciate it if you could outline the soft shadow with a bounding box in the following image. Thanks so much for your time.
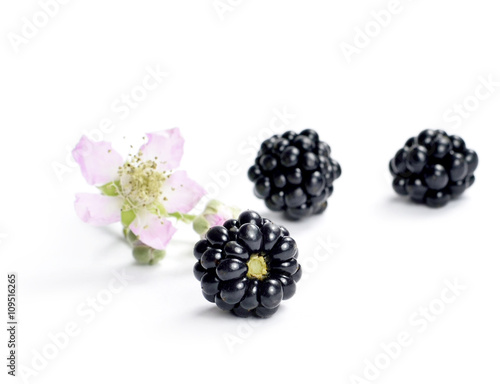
[382,194,468,216]
[99,225,127,243]
[193,305,235,320]
[192,304,286,321]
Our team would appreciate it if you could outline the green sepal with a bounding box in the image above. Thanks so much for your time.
[167,211,197,223]
[149,201,168,217]
[132,246,151,264]
[124,227,138,244]
[132,245,166,265]
[98,181,121,196]
[151,249,166,264]
[192,216,210,236]
[121,209,136,227]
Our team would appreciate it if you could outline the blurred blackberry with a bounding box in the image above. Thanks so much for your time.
[390,129,478,207]
[248,129,341,219]
[193,210,302,318]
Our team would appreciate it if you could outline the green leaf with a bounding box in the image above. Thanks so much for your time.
[121,209,136,227]
[98,181,121,196]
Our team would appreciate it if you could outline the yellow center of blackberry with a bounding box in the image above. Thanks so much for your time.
[118,152,167,208]
[246,255,268,280]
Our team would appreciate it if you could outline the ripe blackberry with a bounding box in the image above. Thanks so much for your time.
[193,210,302,318]
[248,129,341,219]
[389,129,478,208]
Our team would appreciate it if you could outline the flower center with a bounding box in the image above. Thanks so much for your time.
[118,153,166,208]
[246,254,268,280]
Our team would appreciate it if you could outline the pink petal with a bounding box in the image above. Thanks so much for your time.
[162,171,206,213]
[74,193,123,225]
[72,136,123,185]
[205,214,228,227]
[139,128,184,172]
[130,211,177,249]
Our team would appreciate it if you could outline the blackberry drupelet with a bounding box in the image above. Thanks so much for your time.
[248,129,341,219]
[389,129,478,208]
[193,210,302,318]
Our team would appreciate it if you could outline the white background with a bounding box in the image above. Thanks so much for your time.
[1,1,500,383]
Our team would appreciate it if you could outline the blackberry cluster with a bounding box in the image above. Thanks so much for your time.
[193,210,301,318]
[390,129,478,207]
[248,129,341,219]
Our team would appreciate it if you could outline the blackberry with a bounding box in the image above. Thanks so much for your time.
[248,129,341,219]
[193,210,302,318]
[389,129,478,208]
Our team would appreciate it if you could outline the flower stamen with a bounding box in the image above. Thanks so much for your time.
[118,153,167,209]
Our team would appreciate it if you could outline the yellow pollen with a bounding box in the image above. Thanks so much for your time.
[118,155,167,208]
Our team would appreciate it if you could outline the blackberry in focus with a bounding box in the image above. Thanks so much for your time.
[193,210,301,318]
[248,129,342,219]
[389,129,478,208]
